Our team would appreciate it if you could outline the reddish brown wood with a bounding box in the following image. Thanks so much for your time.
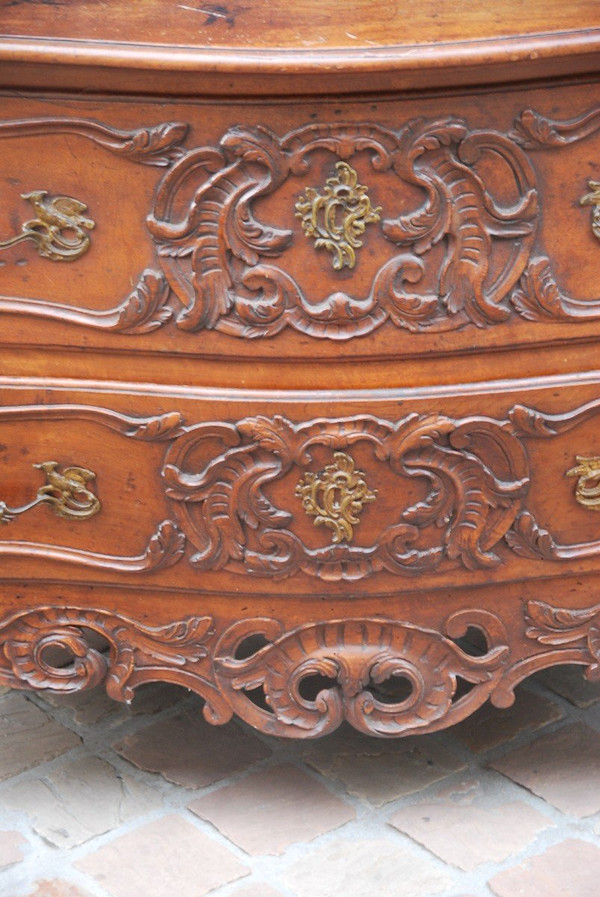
[1,3,600,737]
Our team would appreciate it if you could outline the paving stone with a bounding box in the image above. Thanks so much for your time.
[0,830,27,868]
[488,838,600,897]
[40,682,185,727]
[389,800,552,870]
[26,881,93,897]
[491,722,600,817]
[282,837,453,897]
[303,727,466,806]
[76,815,248,897]
[454,687,564,753]
[188,764,355,855]
[1,755,161,848]
[115,710,270,788]
[0,692,81,780]
[534,665,600,708]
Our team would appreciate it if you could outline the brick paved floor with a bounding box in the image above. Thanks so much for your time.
[1,668,600,897]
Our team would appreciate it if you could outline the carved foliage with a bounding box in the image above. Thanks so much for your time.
[149,118,540,338]
[525,600,600,681]
[162,412,530,581]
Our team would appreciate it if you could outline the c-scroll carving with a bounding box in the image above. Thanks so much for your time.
[0,606,229,723]
[161,412,531,581]
[148,118,539,338]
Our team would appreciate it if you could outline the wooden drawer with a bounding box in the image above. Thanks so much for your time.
[4,373,600,737]
[1,82,600,386]
[3,373,600,597]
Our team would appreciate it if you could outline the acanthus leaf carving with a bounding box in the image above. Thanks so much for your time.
[0,118,189,167]
[3,109,600,341]
[162,411,531,581]
[524,599,600,682]
[0,269,173,334]
[150,118,540,338]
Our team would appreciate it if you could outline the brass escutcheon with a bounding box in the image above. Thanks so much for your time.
[0,191,94,261]
[295,161,381,270]
[0,461,101,524]
[295,451,377,543]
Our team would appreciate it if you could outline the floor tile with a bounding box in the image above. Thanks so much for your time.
[1,756,161,848]
[491,722,600,817]
[188,764,355,855]
[76,815,248,897]
[488,838,600,897]
[0,692,80,781]
[389,800,552,870]
[304,729,466,806]
[0,830,27,868]
[282,837,453,897]
[454,687,564,753]
[115,711,270,788]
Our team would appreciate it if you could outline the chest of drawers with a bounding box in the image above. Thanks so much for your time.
[1,2,600,738]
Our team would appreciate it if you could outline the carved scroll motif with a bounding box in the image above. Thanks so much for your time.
[147,107,600,339]
[213,612,509,738]
[0,605,229,722]
[5,397,600,581]
[2,109,600,340]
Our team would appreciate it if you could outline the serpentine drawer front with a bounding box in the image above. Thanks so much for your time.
[1,1,600,738]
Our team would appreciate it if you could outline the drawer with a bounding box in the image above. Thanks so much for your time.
[1,82,600,385]
[4,373,600,598]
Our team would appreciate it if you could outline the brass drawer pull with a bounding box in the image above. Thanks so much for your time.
[581,181,600,241]
[0,191,94,261]
[0,462,100,523]
[567,455,600,510]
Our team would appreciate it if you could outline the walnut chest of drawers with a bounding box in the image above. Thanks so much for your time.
[1,1,600,738]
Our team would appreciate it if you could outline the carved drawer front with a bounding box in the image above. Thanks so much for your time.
[4,374,600,595]
[1,83,600,370]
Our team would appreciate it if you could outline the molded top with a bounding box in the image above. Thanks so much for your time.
[1,0,600,95]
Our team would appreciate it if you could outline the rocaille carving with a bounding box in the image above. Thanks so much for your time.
[213,611,509,737]
[2,595,598,738]
[0,461,100,524]
[2,108,600,339]
[0,606,230,723]
[0,191,94,262]
[161,398,600,581]
[6,398,600,581]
